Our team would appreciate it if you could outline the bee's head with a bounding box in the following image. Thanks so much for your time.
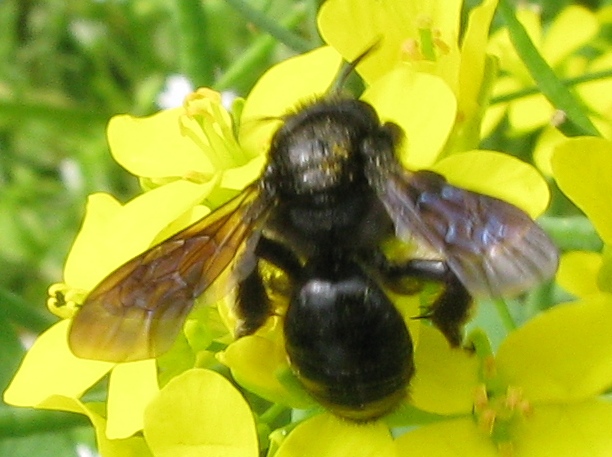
[265,98,384,197]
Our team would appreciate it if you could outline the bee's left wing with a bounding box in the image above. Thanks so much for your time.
[69,184,273,363]
[368,164,559,298]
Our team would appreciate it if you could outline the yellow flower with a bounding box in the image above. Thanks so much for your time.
[3,188,202,439]
[552,136,612,298]
[574,50,612,139]
[318,0,463,83]
[396,297,612,456]
[505,6,612,177]
[484,5,599,136]
[5,183,216,439]
[319,0,500,152]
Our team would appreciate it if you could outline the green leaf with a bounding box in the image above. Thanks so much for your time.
[224,0,311,53]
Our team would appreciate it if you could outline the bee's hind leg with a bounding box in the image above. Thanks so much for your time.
[234,237,302,337]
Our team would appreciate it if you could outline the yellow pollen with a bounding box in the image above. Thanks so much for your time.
[184,88,222,118]
[401,39,424,61]
[433,37,450,55]
[183,170,214,184]
[483,356,497,378]
[478,408,497,434]
[47,283,86,318]
[498,441,515,457]
[473,384,489,411]
[473,382,533,452]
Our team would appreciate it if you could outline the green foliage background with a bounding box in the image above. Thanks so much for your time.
[0,0,607,455]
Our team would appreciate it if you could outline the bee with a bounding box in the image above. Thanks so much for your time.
[68,93,558,421]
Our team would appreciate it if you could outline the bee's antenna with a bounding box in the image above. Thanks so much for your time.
[328,40,381,96]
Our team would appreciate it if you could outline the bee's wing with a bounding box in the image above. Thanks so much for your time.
[69,184,272,362]
[372,167,559,298]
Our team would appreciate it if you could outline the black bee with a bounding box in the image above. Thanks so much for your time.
[68,93,558,421]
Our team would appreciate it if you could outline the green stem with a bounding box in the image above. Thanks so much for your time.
[524,281,556,316]
[466,328,493,360]
[0,288,55,333]
[305,0,323,48]
[418,28,436,61]
[0,406,89,438]
[492,297,516,332]
[497,0,600,137]
[491,68,612,105]
[273,408,321,437]
[223,0,311,53]
[259,403,287,424]
[214,8,307,91]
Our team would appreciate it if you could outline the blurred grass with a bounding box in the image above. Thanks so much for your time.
[0,0,609,455]
[0,0,320,312]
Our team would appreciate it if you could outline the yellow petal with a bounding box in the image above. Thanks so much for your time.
[533,126,568,177]
[276,413,396,457]
[318,0,462,84]
[552,137,612,243]
[497,294,612,403]
[487,6,541,80]
[65,179,216,291]
[432,150,550,218]
[107,359,159,439]
[410,325,479,415]
[395,417,497,456]
[480,76,519,139]
[4,320,113,407]
[577,53,612,118]
[511,400,612,457]
[556,251,602,298]
[458,0,499,119]
[598,245,612,294]
[219,334,312,409]
[507,94,553,134]
[108,109,215,178]
[63,193,119,283]
[220,154,266,191]
[362,68,456,169]
[87,401,155,457]
[144,369,258,457]
[516,6,543,50]
[541,6,598,67]
[239,46,343,159]
[318,0,406,82]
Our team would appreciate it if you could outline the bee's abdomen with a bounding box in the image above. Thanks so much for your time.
[284,257,414,421]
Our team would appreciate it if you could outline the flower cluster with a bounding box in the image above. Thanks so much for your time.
[5,1,612,456]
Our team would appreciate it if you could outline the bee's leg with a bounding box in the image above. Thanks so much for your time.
[364,250,448,292]
[234,264,271,337]
[367,253,472,346]
[425,273,472,347]
[234,237,301,337]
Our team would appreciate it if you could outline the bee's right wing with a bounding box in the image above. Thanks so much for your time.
[366,154,558,298]
[68,183,273,363]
